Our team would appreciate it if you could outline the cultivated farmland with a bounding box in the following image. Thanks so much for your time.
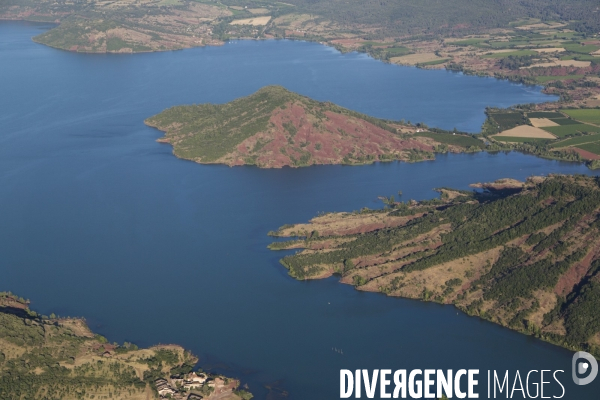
[494,125,556,139]
[542,124,600,138]
[562,109,600,125]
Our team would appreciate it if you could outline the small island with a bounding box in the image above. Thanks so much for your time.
[0,293,252,400]
[145,86,486,168]
[269,174,600,357]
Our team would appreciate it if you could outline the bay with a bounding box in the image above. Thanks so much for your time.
[0,21,597,398]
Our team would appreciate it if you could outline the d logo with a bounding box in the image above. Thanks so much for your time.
[572,351,598,385]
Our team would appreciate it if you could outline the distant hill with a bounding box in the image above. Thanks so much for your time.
[145,86,478,168]
[280,0,600,35]
[269,175,600,356]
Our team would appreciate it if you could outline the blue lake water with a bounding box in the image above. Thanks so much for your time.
[0,21,598,399]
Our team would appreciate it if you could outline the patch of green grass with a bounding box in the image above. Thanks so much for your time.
[106,37,130,51]
[228,8,249,16]
[542,124,600,138]
[550,118,583,126]
[577,142,600,155]
[487,42,514,49]
[527,112,564,118]
[489,112,528,130]
[534,75,584,83]
[550,134,600,148]
[418,58,450,66]
[563,43,600,54]
[385,46,411,56]
[553,32,579,39]
[562,109,600,125]
[451,38,487,46]
[494,136,551,144]
[505,40,531,46]
[560,54,600,62]
[483,50,537,58]
[414,132,484,149]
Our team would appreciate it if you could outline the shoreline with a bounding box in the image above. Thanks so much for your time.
[0,292,253,399]
[0,18,564,94]
[268,175,600,359]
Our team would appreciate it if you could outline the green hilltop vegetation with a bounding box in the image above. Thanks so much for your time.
[145,85,486,168]
[0,293,250,400]
[269,175,600,357]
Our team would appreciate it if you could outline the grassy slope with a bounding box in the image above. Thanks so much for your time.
[145,86,299,162]
[269,175,600,356]
[0,294,247,400]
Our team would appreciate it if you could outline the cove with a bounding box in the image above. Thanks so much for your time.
[1,21,598,399]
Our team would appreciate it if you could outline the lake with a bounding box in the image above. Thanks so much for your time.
[0,21,598,399]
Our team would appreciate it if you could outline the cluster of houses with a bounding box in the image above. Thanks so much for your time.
[155,371,214,399]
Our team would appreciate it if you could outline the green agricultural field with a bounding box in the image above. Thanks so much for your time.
[563,43,600,54]
[577,142,600,155]
[561,54,600,62]
[414,132,484,148]
[418,58,450,66]
[385,46,411,56]
[550,133,600,148]
[493,136,551,144]
[527,112,564,118]
[534,75,584,83]
[562,109,600,125]
[553,32,579,39]
[483,50,537,58]
[452,38,487,46]
[543,124,600,138]
[505,40,531,46]
[489,112,528,130]
[550,118,582,125]
[487,41,514,49]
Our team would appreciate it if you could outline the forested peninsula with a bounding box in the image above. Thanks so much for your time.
[145,86,486,168]
[269,174,600,357]
[0,293,252,400]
